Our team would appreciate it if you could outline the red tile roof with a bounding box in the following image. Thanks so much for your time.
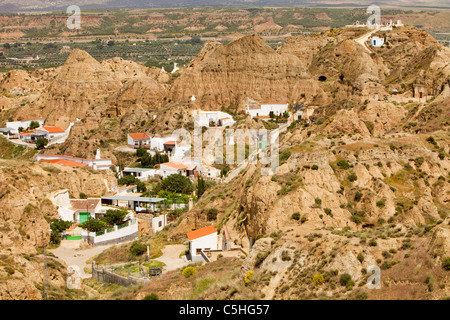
[163,141,176,145]
[41,126,65,133]
[160,162,188,170]
[128,133,150,140]
[187,225,217,241]
[42,159,88,167]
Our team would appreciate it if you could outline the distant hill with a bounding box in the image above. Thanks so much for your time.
[0,0,450,12]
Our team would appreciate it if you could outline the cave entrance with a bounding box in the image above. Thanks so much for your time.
[318,75,327,82]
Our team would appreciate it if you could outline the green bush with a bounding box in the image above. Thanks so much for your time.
[291,212,300,220]
[443,257,450,271]
[347,173,358,182]
[311,164,319,170]
[354,191,363,202]
[340,273,352,286]
[143,293,159,300]
[130,241,147,256]
[336,160,350,170]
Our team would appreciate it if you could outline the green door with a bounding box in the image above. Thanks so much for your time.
[79,212,90,223]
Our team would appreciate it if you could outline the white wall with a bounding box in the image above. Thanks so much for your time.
[190,233,218,262]
[82,218,138,245]
[152,214,168,233]
[246,103,288,118]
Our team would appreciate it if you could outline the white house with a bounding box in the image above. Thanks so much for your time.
[159,162,188,178]
[246,102,288,119]
[6,118,45,134]
[370,36,385,47]
[127,133,151,148]
[151,136,178,152]
[187,225,218,262]
[152,214,168,233]
[193,110,235,127]
[69,198,102,223]
[35,126,65,140]
[122,167,158,181]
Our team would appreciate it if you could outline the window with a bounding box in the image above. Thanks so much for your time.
[196,249,202,254]
[159,221,162,227]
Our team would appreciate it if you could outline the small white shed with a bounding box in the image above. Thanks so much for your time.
[187,225,218,262]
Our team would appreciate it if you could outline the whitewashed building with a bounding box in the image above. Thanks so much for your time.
[246,102,288,119]
[121,167,159,181]
[159,162,188,178]
[127,133,151,147]
[370,36,385,47]
[187,225,218,262]
[193,110,235,127]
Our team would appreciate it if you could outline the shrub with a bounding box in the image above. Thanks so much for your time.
[143,293,159,300]
[315,198,322,206]
[443,257,450,271]
[347,173,358,182]
[244,270,254,286]
[255,251,270,268]
[438,152,445,160]
[336,160,350,170]
[311,164,319,170]
[182,266,197,278]
[340,273,352,286]
[206,208,218,221]
[279,150,291,164]
[130,241,147,256]
[357,253,364,263]
[312,273,325,286]
[351,215,362,224]
[376,200,385,208]
[291,212,300,220]
[300,216,307,224]
[354,191,363,202]
[369,239,378,246]
[324,208,332,216]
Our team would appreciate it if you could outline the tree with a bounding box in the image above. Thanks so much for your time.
[29,121,40,129]
[3,43,10,49]
[161,174,193,194]
[35,138,48,150]
[107,40,115,46]
[102,209,128,226]
[196,176,206,199]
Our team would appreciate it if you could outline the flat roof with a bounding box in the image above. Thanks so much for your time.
[101,195,166,203]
